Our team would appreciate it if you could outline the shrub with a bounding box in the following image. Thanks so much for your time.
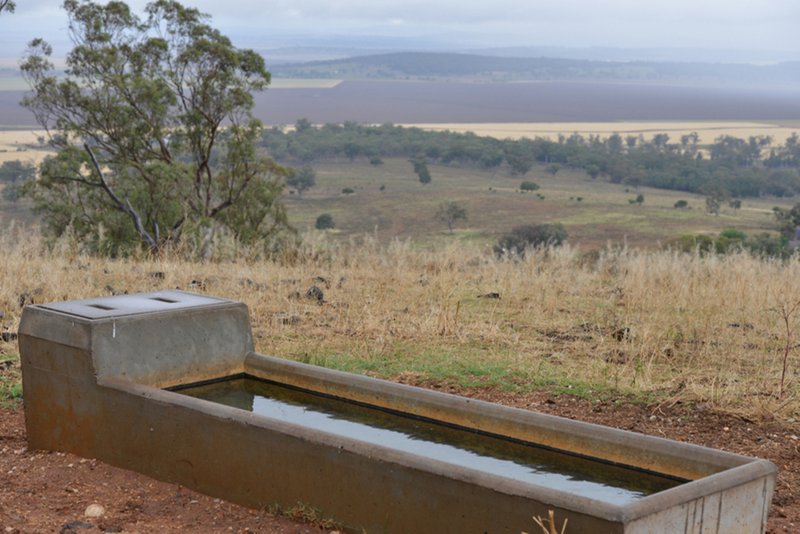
[315,213,335,230]
[719,228,747,241]
[745,233,789,258]
[664,234,716,254]
[519,181,540,192]
[341,187,355,195]
[494,223,567,257]
[664,230,789,258]
[674,200,689,209]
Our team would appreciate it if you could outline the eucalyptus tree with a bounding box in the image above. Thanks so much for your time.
[21,0,292,256]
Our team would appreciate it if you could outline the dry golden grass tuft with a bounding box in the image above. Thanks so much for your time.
[1,226,798,420]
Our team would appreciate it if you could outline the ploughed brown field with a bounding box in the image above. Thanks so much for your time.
[2,80,800,127]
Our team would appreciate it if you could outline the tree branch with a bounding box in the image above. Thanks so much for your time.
[84,143,159,251]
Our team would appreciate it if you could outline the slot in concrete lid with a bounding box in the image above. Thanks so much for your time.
[36,290,231,320]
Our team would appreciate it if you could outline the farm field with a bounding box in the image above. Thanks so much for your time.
[3,80,800,127]
[403,120,800,145]
[0,129,47,165]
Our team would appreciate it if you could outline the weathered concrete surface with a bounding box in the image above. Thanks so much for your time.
[19,291,777,533]
[21,290,251,387]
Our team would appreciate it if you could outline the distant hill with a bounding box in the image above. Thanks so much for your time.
[467,46,800,64]
[272,52,800,87]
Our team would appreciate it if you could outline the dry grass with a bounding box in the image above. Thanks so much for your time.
[1,225,799,420]
[402,121,800,145]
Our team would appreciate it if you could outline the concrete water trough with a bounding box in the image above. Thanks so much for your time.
[19,291,776,533]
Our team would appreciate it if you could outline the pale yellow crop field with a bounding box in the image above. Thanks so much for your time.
[0,130,49,165]
[402,121,800,145]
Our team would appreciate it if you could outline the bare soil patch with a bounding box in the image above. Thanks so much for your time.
[2,381,799,533]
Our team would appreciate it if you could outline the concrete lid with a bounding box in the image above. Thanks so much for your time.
[36,290,232,320]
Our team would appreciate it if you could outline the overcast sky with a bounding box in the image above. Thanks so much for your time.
[2,0,799,64]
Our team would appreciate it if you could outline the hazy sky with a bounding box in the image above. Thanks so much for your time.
[2,0,799,63]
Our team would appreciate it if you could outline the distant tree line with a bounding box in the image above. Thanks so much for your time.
[261,121,800,201]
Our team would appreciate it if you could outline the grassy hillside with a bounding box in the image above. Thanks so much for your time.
[282,158,789,249]
[1,228,798,420]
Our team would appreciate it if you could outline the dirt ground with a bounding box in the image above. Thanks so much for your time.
[1,381,799,533]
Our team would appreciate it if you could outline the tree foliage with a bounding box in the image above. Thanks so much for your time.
[287,166,316,195]
[773,203,800,238]
[0,160,35,203]
[0,160,35,183]
[435,201,467,233]
[315,213,335,230]
[494,223,567,257]
[0,0,15,14]
[410,157,431,184]
[260,123,800,200]
[20,0,292,256]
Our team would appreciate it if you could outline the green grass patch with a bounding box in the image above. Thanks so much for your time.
[0,352,22,407]
[286,341,650,403]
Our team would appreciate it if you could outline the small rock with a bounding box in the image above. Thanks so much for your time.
[85,504,105,518]
[188,278,207,290]
[611,327,631,341]
[0,332,17,342]
[723,426,730,432]
[305,286,324,304]
[60,520,93,533]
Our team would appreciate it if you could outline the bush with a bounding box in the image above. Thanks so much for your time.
[745,233,789,258]
[664,229,789,258]
[519,181,540,192]
[315,213,335,230]
[341,187,355,195]
[674,200,689,209]
[663,234,716,254]
[494,223,567,257]
[719,228,747,241]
